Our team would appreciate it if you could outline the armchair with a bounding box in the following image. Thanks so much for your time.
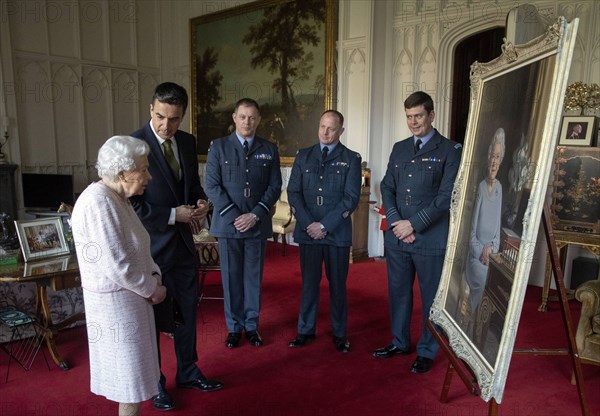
[272,189,296,256]
[572,277,600,382]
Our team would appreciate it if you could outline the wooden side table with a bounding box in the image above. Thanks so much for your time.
[0,254,82,369]
[538,230,600,312]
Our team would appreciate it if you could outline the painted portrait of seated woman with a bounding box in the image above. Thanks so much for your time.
[465,128,506,314]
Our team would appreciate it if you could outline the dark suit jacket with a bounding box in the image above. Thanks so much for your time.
[205,132,282,239]
[130,122,206,270]
[381,129,462,256]
[287,143,362,247]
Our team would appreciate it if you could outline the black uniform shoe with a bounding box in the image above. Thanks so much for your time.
[225,332,242,348]
[288,334,316,347]
[372,344,410,358]
[152,386,175,411]
[411,356,434,373]
[176,378,224,392]
[246,330,263,346]
[333,336,351,353]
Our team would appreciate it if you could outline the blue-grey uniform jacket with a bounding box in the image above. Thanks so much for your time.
[381,129,462,256]
[205,132,282,239]
[288,142,362,247]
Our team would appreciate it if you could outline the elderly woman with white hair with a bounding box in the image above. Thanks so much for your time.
[71,135,166,416]
[465,127,505,314]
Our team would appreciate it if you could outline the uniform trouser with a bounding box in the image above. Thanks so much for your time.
[385,247,443,359]
[218,237,266,333]
[157,238,203,385]
[297,244,350,338]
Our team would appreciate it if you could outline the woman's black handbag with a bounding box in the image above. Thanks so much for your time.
[153,296,184,333]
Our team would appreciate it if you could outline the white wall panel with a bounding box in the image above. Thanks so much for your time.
[47,1,79,58]
[112,70,138,135]
[136,1,159,68]
[15,59,55,164]
[343,47,368,158]
[79,0,109,62]
[6,0,49,54]
[82,66,111,162]
[108,0,137,66]
[51,63,83,163]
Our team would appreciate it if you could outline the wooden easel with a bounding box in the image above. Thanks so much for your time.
[428,203,590,416]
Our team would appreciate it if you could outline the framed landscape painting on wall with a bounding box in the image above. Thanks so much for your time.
[430,17,579,404]
[190,0,337,164]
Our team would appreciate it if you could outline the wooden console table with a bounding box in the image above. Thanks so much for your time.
[538,230,599,312]
[0,255,82,370]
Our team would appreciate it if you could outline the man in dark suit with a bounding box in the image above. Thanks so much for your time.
[205,98,282,349]
[372,91,462,373]
[286,110,362,352]
[130,82,223,411]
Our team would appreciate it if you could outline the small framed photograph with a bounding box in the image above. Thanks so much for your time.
[23,255,70,277]
[558,115,597,146]
[14,217,70,262]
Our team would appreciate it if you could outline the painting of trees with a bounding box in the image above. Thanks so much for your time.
[242,0,326,121]
[195,47,223,153]
[190,0,335,161]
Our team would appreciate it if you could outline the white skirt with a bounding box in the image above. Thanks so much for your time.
[83,288,159,403]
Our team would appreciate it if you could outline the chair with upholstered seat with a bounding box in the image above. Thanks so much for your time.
[572,277,600,383]
[190,218,222,303]
[271,188,296,256]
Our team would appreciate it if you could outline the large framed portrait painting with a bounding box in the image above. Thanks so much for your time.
[190,0,337,164]
[430,17,579,403]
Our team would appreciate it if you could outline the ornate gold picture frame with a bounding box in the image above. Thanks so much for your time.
[430,17,579,403]
[190,0,337,165]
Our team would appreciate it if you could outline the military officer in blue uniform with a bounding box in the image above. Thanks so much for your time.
[287,110,362,352]
[205,98,282,349]
[373,91,462,373]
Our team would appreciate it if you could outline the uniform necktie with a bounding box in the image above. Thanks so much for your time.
[243,140,249,156]
[322,146,329,161]
[414,138,422,154]
[162,139,180,180]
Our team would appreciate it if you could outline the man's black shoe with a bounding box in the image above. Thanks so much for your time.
[372,344,410,358]
[246,330,263,346]
[176,378,224,392]
[152,388,175,411]
[411,356,434,373]
[288,334,316,347]
[333,336,351,353]
[225,332,242,348]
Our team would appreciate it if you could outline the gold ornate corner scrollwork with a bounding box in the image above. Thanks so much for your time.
[470,61,486,81]
[501,40,518,62]
[450,172,463,224]
[544,17,563,45]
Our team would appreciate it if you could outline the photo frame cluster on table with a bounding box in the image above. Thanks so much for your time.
[14,217,70,262]
[190,0,337,165]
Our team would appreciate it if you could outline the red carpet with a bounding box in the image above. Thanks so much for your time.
[1,243,598,415]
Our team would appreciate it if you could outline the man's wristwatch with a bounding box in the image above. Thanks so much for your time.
[251,213,260,223]
[320,224,327,234]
